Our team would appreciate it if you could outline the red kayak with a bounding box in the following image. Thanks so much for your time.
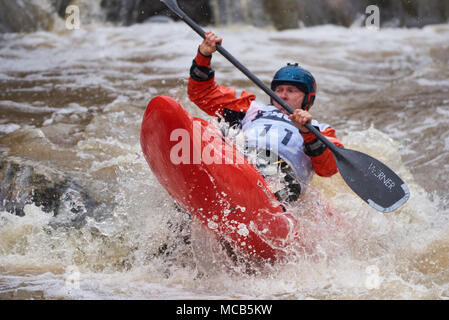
[140,96,300,262]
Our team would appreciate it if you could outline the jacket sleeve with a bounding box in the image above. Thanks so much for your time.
[187,49,255,124]
[301,127,344,177]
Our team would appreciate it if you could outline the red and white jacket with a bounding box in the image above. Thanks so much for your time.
[187,49,343,178]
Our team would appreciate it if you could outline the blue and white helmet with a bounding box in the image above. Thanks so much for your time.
[271,63,317,111]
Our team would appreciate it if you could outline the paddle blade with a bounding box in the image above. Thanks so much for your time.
[335,148,410,213]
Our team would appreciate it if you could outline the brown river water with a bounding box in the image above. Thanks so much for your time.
[1,20,449,299]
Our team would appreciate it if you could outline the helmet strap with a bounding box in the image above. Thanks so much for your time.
[301,94,310,111]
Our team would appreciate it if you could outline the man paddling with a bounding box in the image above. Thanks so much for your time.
[188,31,344,203]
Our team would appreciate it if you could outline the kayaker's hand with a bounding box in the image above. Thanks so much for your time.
[289,109,312,133]
[199,31,222,56]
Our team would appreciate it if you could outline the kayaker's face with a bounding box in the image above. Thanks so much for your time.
[273,85,305,114]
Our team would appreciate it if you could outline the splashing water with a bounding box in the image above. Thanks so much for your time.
[1,21,449,299]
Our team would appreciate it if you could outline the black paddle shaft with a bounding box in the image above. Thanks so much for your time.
[161,0,410,213]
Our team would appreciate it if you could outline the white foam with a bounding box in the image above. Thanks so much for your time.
[1,21,449,300]
[0,123,20,134]
[0,100,57,113]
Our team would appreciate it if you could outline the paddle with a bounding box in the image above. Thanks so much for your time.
[161,0,410,213]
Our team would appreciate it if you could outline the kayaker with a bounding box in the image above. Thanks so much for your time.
[188,31,344,203]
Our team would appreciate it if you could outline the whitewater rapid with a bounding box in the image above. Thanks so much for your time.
[1,21,449,299]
